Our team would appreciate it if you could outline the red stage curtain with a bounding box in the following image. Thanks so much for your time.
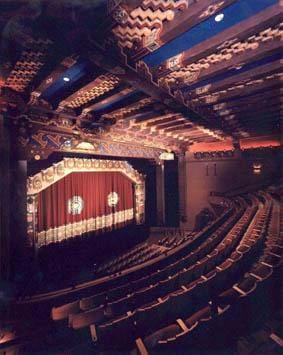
[37,172,134,233]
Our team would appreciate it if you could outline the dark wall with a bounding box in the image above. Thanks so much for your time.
[185,147,282,229]
[164,158,179,227]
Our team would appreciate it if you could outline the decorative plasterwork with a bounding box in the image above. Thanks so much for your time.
[164,23,283,85]
[5,38,53,92]
[103,97,153,120]
[191,72,282,105]
[61,74,120,109]
[27,158,145,195]
[112,0,188,49]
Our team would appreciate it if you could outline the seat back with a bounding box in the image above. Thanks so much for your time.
[51,300,80,321]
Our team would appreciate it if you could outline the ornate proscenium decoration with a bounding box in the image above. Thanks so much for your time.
[27,158,146,248]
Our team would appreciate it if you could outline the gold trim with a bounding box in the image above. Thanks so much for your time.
[37,209,134,247]
[27,158,144,195]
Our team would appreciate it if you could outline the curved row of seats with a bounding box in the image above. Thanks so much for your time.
[68,203,249,331]
[7,191,281,354]
[50,201,240,324]
[42,204,233,321]
[96,242,150,273]
[157,231,196,249]
[92,199,258,350]
[130,194,282,354]
[95,243,163,276]
[47,197,255,351]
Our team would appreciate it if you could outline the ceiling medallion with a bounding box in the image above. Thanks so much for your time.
[107,192,119,207]
[68,196,84,215]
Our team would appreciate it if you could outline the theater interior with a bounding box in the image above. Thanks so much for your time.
[0,0,282,354]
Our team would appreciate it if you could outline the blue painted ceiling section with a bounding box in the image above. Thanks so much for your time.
[41,58,100,100]
[91,90,140,113]
[183,52,282,93]
[143,0,278,67]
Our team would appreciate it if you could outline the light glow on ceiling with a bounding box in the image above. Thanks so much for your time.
[214,13,224,22]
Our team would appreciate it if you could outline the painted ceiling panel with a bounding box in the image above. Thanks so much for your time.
[143,0,278,67]
[0,0,281,152]
[182,52,282,93]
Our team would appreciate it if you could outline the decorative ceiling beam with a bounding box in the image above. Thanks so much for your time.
[195,75,281,106]
[145,115,184,127]
[150,119,189,132]
[149,117,186,129]
[154,3,281,78]
[80,86,136,115]
[88,46,233,139]
[174,36,282,93]
[188,60,282,100]
[130,0,237,61]
[133,112,178,125]
[217,99,282,118]
[58,73,120,110]
[211,88,282,111]
[102,96,153,119]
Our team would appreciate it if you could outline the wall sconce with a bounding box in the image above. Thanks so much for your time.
[253,163,262,175]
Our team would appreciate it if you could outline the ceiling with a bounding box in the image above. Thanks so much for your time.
[0,0,281,154]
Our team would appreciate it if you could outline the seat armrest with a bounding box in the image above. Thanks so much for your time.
[135,338,149,355]
[232,285,246,296]
[250,272,263,282]
[176,318,189,332]
[90,324,97,342]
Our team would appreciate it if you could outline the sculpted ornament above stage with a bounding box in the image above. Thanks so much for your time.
[27,158,145,248]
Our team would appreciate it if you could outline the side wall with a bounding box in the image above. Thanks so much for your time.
[183,149,280,229]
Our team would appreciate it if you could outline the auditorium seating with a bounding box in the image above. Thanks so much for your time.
[130,194,282,354]
[93,202,258,350]
[49,202,236,323]
[95,242,163,276]
[47,198,248,347]
[157,231,196,249]
[3,189,281,354]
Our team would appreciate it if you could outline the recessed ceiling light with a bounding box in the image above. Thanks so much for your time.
[214,13,224,22]
[63,77,70,82]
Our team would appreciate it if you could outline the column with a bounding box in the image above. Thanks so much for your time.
[178,151,188,228]
[10,159,28,276]
[0,114,11,280]
[156,161,165,226]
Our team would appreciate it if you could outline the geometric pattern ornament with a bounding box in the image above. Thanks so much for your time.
[107,192,119,207]
[68,196,84,215]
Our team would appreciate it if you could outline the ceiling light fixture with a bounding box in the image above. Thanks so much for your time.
[214,13,224,22]
[63,77,70,82]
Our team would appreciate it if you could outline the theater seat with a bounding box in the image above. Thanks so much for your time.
[51,300,80,321]
[98,312,135,350]
[80,292,106,311]
[69,304,105,329]
[135,298,170,336]
[143,322,182,350]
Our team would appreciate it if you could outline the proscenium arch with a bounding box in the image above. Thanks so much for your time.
[26,158,146,248]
